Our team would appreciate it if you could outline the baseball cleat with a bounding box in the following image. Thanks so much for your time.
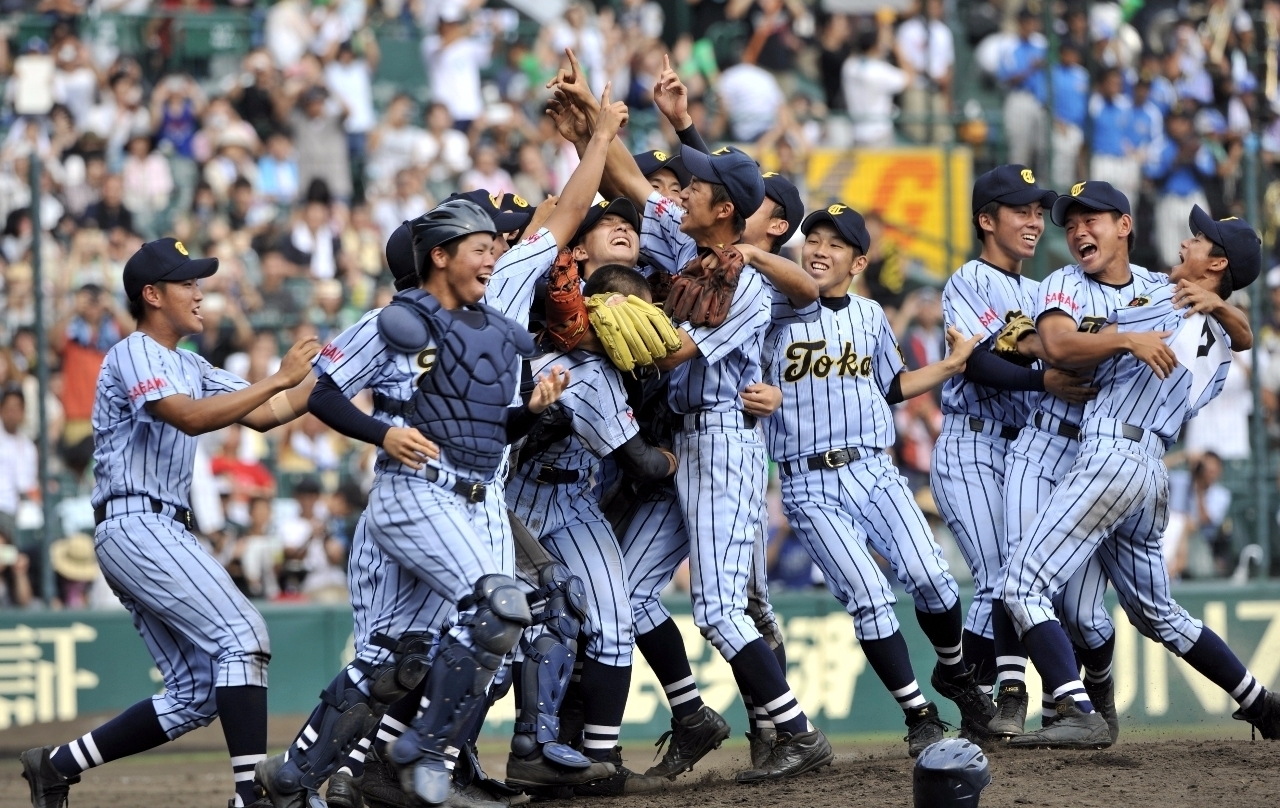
[573,748,668,796]
[324,770,363,808]
[440,781,517,808]
[253,753,308,808]
[1084,678,1120,744]
[904,702,947,757]
[1008,697,1112,749]
[20,747,78,808]
[987,680,1029,738]
[931,663,997,741]
[505,753,615,789]
[1233,690,1280,740]
[360,753,408,808]
[745,729,778,769]
[644,705,732,778]
[734,728,833,783]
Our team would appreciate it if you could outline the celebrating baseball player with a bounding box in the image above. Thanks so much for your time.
[1003,204,1278,748]
[21,239,320,808]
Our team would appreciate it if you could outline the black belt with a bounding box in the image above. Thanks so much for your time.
[1033,412,1081,441]
[422,465,487,503]
[94,497,194,530]
[372,393,412,418]
[686,411,757,431]
[779,447,878,478]
[1119,423,1145,441]
[532,465,582,485]
[968,417,1020,441]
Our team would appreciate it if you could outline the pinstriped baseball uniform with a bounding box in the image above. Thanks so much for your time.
[313,312,454,669]
[1003,264,1167,650]
[1005,283,1229,653]
[507,350,639,666]
[762,296,959,641]
[91,333,270,738]
[930,259,1040,642]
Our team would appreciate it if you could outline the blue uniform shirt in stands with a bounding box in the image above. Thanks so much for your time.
[1051,63,1090,128]
[1144,138,1217,196]
[1089,93,1133,156]
[997,38,1047,97]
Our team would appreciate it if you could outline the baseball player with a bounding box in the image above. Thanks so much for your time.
[762,203,998,756]
[20,239,320,808]
[991,183,1255,741]
[1004,208,1278,746]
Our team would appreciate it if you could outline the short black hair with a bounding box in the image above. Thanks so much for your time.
[127,280,170,322]
[973,200,1002,243]
[1204,239,1231,298]
[707,182,747,237]
[766,202,787,254]
[415,238,463,285]
[583,264,649,298]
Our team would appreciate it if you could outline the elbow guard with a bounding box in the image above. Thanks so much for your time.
[610,434,674,482]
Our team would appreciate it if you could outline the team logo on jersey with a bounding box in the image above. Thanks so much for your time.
[827,204,848,216]
[1128,296,1151,307]
[319,343,344,363]
[1021,169,1035,184]
[782,339,872,382]
[512,195,529,208]
[174,241,188,256]
[127,377,168,401]
[653,150,668,161]
[1070,182,1087,197]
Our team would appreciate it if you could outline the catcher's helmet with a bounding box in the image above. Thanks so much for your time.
[386,220,416,290]
[913,738,991,808]
[410,199,497,276]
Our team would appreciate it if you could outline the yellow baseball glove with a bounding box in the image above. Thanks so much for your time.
[586,293,683,372]
[993,311,1037,366]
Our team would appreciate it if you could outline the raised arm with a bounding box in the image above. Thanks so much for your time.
[887,327,979,402]
[736,243,818,307]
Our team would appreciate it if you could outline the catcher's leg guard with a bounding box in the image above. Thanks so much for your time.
[364,632,434,713]
[274,668,381,799]
[391,575,531,805]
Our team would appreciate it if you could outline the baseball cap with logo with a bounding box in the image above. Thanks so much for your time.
[448,190,532,233]
[800,204,870,254]
[1050,180,1130,226]
[971,165,1057,213]
[123,238,218,300]
[1189,205,1262,291]
[386,220,415,287]
[634,148,691,187]
[762,172,804,250]
[571,197,640,246]
[680,146,766,221]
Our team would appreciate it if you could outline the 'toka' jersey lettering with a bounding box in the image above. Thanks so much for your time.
[940,259,1040,425]
[763,296,904,461]
[92,332,250,509]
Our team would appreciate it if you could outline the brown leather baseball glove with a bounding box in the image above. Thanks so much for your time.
[663,245,745,328]
[543,249,589,351]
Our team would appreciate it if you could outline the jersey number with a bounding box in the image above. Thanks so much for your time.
[783,339,872,382]
[414,348,438,386]
[1079,316,1108,334]
[1198,321,1216,358]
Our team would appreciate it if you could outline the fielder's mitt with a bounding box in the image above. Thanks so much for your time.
[647,269,675,304]
[664,245,745,328]
[586,293,683,373]
[544,249,589,351]
[993,311,1037,366]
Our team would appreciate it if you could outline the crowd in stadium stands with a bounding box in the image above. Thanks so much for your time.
[0,0,1276,606]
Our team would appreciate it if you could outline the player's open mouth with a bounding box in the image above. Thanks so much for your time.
[808,260,830,273]
[1078,244,1098,259]
[477,273,491,286]
[610,235,632,248]
[1021,233,1038,245]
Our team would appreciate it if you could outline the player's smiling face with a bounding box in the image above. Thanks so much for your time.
[648,169,684,204]
[1064,207,1128,274]
[430,232,497,308]
[992,202,1045,260]
[802,223,864,296]
[678,179,720,236]
[150,278,205,336]
[1170,231,1224,284]
[575,214,639,274]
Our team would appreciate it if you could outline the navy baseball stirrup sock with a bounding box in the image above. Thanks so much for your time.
[216,685,268,807]
[728,639,809,735]
[579,659,631,761]
[991,600,1029,685]
[961,629,998,691]
[731,665,760,733]
[1181,628,1267,711]
[1074,635,1116,687]
[915,605,967,680]
[1021,624,1093,712]
[373,678,428,757]
[772,642,787,675]
[50,699,170,778]
[636,619,704,719]
[860,632,928,711]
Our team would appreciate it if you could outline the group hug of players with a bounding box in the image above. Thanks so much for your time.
[21,48,1279,808]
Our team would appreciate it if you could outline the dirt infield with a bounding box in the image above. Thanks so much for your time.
[0,732,1276,808]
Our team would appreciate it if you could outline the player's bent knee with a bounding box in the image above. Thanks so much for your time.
[461,574,533,666]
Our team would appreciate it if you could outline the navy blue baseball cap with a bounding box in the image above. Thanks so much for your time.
[448,190,531,233]
[972,165,1057,213]
[801,203,870,254]
[635,148,691,187]
[386,221,415,286]
[681,146,766,221]
[1190,205,1262,291]
[572,197,640,246]
[762,172,804,250]
[123,238,218,300]
[1050,180,1130,226]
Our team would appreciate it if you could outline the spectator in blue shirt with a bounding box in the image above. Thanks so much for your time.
[1145,108,1217,268]
[1088,67,1137,208]
[1128,78,1165,166]
[998,9,1048,173]
[1049,42,1089,188]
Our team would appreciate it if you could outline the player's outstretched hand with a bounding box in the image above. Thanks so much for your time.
[278,337,321,386]
[653,54,690,126]
[1127,330,1177,379]
[944,326,982,369]
[1172,279,1224,317]
[549,48,598,115]
[547,95,591,143]
[529,365,571,413]
[1044,369,1099,404]
[741,383,783,417]
[594,82,629,142]
[381,427,441,470]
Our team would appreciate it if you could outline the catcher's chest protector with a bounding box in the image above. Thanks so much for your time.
[378,289,536,478]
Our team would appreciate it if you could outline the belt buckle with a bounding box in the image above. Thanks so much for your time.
[822,449,847,469]
[183,510,194,530]
[467,482,486,503]
[536,464,552,484]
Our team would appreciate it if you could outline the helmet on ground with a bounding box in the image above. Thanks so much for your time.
[913,738,991,808]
